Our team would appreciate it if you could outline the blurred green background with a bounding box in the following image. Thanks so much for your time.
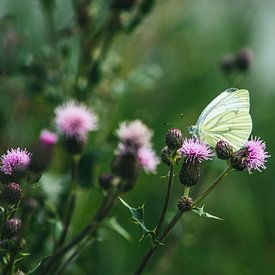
[0,0,274,274]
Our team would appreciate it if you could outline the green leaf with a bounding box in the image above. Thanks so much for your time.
[103,217,131,241]
[192,205,223,221]
[119,198,157,244]
[26,256,53,275]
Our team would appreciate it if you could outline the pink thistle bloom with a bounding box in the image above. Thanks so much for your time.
[116,120,153,148]
[244,136,270,173]
[40,129,58,146]
[180,138,214,163]
[137,147,160,173]
[54,101,98,141]
[1,148,31,175]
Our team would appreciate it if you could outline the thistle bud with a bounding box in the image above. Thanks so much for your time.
[177,196,193,212]
[230,147,249,171]
[4,218,22,238]
[112,147,139,180]
[161,146,172,166]
[220,54,235,74]
[215,140,233,160]
[64,136,84,155]
[235,48,253,72]
[98,174,114,190]
[1,183,22,205]
[179,161,200,186]
[165,128,183,150]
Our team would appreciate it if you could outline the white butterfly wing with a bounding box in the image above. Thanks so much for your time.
[196,88,252,150]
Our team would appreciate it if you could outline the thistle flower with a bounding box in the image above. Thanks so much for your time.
[1,148,31,175]
[137,147,160,173]
[54,100,98,142]
[180,138,213,163]
[116,120,153,148]
[244,136,270,173]
[40,129,58,146]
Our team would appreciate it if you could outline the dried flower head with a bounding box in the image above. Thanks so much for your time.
[244,136,270,173]
[54,100,98,141]
[116,120,153,148]
[40,129,58,146]
[1,148,31,175]
[180,138,213,163]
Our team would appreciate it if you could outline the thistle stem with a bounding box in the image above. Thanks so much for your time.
[155,164,174,236]
[134,166,232,275]
[43,187,120,274]
[193,166,231,206]
[56,156,78,250]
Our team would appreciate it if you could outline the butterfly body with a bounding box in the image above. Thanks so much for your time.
[189,88,252,150]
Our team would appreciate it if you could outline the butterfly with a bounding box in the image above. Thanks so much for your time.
[188,88,252,150]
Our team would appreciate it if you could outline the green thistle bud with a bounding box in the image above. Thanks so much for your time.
[177,196,193,212]
[98,174,114,190]
[64,136,84,155]
[179,161,200,186]
[215,140,233,160]
[112,147,139,181]
[165,128,183,150]
[1,183,22,205]
[230,147,248,171]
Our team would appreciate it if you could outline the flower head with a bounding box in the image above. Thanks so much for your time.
[244,136,270,173]
[137,147,160,173]
[54,101,98,141]
[180,138,213,163]
[1,148,31,175]
[116,120,152,148]
[40,129,58,146]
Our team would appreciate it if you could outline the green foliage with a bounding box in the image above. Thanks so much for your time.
[119,198,157,244]
[192,205,223,221]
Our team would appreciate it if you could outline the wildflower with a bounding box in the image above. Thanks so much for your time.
[54,100,98,142]
[137,147,160,173]
[1,148,31,175]
[180,138,213,163]
[165,128,183,150]
[244,136,269,173]
[116,120,152,148]
[40,129,58,146]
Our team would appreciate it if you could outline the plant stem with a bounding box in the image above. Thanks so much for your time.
[134,210,186,275]
[43,187,120,274]
[193,166,231,206]
[56,156,78,250]
[155,164,174,236]
[134,166,232,275]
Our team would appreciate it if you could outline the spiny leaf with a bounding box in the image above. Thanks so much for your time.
[103,217,131,241]
[192,205,223,221]
[119,197,157,244]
